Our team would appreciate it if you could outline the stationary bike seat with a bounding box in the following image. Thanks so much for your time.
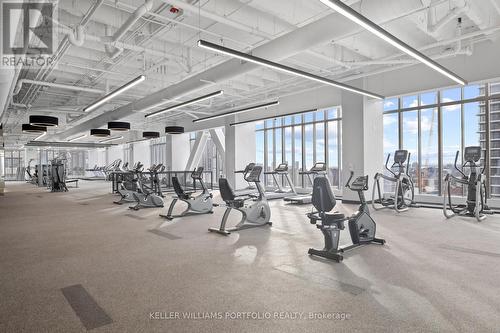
[322,213,346,227]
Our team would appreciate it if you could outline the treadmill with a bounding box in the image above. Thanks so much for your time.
[264,163,297,200]
[284,162,327,204]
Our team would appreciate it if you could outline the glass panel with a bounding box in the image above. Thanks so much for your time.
[463,84,484,100]
[328,121,339,187]
[255,121,264,130]
[402,111,419,194]
[383,113,399,160]
[304,112,314,123]
[420,91,437,106]
[315,123,325,163]
[255,131,264,167]
[266,129,274,186]
[275,128,282,166]
[265,119,273,128]
[490,99,500,196]
[490,82,500,95]
[420,108,439,194]
[275,118,282,127]
[315,110,325,121]
[402,95,418,109]
[293,125,303,187]
[283,116,292,126]
[383,112,399,193]
[327,108,337,119]
[384,98,398,112]
[304,124,314,169]
[441,87,461,103]
[442,105,463,196]
[284,127,293,186]
[293,115,302,124]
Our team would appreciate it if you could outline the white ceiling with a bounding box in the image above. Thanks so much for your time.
[2,0,500,148]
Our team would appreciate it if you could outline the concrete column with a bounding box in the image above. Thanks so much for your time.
[341,81,383,202]
[225,122,256,189]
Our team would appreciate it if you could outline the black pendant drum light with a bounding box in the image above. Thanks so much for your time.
[108,121,130,131]
[90,128,111,137]
[165,126,184,134]
[22,124,47,133]
[29,115,58,127]
[143,131,160,139]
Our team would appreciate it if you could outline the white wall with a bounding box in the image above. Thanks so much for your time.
[107,146,122,165]
[133,141,150,167]
[88,149,107,167]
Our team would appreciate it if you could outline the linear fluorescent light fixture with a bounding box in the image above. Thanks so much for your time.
[230,108,317,126]
[318,0,466,85]
[68,134,86,142]
[99,136,123,143]
[84,75,146,112]
[193,101,279,123]
[197,40,384,100]
[145,90,224,118]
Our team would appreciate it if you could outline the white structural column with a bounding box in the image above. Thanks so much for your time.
[341,80,383,202]
[165,134,191,171]
[185,131,209,171]
[224,122,256,189]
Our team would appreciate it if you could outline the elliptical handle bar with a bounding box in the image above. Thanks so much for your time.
[454,150,467,178]
[384,153,396,176]
[406,152,411,177]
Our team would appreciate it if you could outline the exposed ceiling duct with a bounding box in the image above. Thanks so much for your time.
[55,7,384,139]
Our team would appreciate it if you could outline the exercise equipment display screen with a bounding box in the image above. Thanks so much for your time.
[464,146,481,162]
[394,150,408,163]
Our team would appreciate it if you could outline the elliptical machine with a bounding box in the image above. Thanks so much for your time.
[443,146,493,221]
[209,165,272,235]
[160,167,215,220]
[129,164,164,210]
[307,172,385,262]
[372,150,416,213]
[114,162,143,205]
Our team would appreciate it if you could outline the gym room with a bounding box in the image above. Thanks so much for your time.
[1,0,500,332]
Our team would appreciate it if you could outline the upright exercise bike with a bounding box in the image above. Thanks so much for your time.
[160,167,215,220]
[129,164,165,210]
[114,162,142,205]
[307,172,385,262]
[372,150,417,213]
[443,146,493,221]
[209,165,272,235]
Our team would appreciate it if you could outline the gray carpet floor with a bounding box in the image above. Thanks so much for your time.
[1,181,500,332]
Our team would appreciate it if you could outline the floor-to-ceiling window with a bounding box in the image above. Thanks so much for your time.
[383,81,499,197]
[255,107,342,189]
[4,150,24,180]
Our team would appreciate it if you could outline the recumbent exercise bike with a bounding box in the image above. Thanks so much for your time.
[160,167,215,220]
[209,165,271,235]
[307,171,385,262]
